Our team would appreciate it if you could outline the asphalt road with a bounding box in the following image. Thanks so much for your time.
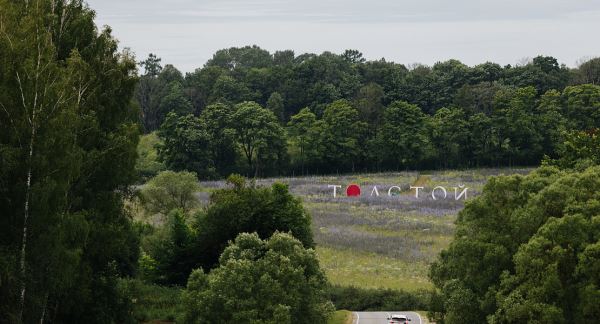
[353,311,422,324]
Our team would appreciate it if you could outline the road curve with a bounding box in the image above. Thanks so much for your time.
[353,311,422,324]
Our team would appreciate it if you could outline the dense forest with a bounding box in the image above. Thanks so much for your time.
[136,47,600,178]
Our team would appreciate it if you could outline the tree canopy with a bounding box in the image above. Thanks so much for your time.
[429,166,600,323]
[181,232,334,324]
[142,47,600,176]
[192,175,314,271]
[0,0,140,322]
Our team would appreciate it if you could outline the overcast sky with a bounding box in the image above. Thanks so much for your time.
[88,0,600,73]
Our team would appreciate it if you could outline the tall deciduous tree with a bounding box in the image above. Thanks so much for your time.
[494,86,545,166]
[136,61,188,132]
[376,101,433,169]
[0,1,140,322]
[562,84,600,130]
[231,101,287,176]
[192,176,314,271]
[430,107,469,168]
[318,100,367,172]
[574,57,600,85]
[354,82,385,125]
[266,91,285,122]
[287,107,319,174]
[199,102,238,176]
[157,112,215,179]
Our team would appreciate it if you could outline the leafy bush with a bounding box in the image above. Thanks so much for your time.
[118,278,183,322]
[182,232,334,323]
[192,175,314,270]
[327,285,429,311]
[141,175,314,286]
[140,170,201,215]
[549,129,600,170]
[143,209,197,286]
[135,132,166,181]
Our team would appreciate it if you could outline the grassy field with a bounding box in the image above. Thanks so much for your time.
[327,310,353,324]
[200,168,531,291]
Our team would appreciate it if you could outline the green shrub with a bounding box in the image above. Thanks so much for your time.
[182,232,333,324]
[140,170,201,215]
[192,175,313,270]
[118,278,183,322]
[136,132,166,180]
[327,285,430,311]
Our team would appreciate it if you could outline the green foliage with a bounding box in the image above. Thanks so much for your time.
[136,46,600,176]
[157,102,238,177]
[156,100,289,178]
[353,82,385,125]
[430,107,469,168]
[181,232,334,324]
[144,209,197,286]
[549,130,600,170]
[139,175,314,286]
[574,57,600,85]
[287,107,320,174]
[0,0,140,322]
[136,62,189,132]
[503,56,570,95]
[210,74,252,103]
[157,112,216,178]
[140,170,201,215]
[118,278,183,322]
[138,252,160,283]
[192,176,314,270]
[139,53,162,77]
[327,285,429,311]
[158,82,193,117]
[562,84,600,130]
[376,101,434,169]
[206,45,273,70]
[199,102,238,176]
[231,101,287,176]
[135,132,166,180]
[267,91,285,122]
[537,89,567,157]
[430,166,600,323]
[318,100,368,172]
[495,86,545,165]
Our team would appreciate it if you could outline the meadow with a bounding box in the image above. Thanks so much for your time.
[200,168,531,291]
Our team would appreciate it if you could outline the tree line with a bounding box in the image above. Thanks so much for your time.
[150,79,600,178]
[135,48,600,177]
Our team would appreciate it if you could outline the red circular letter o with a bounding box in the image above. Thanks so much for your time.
[346,184,361,197]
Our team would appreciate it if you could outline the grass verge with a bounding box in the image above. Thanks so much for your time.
[328,310,353,324]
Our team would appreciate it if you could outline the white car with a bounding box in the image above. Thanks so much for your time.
[388,314,412,323]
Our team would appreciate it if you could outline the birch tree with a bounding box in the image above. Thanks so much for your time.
[0,1,140,322]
